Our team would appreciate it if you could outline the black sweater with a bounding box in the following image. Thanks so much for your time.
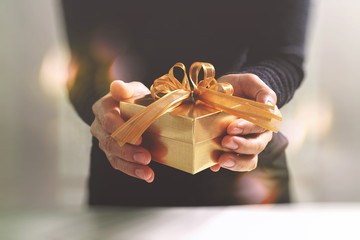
[62,0,309,206]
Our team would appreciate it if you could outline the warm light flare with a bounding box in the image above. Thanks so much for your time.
[300,98,333,140]
[234,171,279,204]
[282,96,334,155]
[108,58,118,82]
[66,59,79,91]
[39,46,76,98]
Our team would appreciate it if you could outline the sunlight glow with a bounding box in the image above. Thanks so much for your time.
[39,46,76,98]
[282,96,334,155]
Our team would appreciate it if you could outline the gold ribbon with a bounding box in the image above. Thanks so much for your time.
[111,62,282,147]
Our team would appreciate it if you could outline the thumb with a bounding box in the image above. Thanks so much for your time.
[218,74,277,106]
[255,86,281,119]
[110,80,150,101]
[255,88,277,106]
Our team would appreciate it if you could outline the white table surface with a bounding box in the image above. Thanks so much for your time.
[1,203,359,240]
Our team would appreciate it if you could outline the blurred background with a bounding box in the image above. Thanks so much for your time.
[1,0,359,209]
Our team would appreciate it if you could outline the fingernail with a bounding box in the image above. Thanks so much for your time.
[222,159,235,168]
[266,99,274,106]
[135,169,146,179]
[134,137,142,146]
[224,140,238,150]
[231,127,243,135]
[145,174,154,183]
[133,152,147,164]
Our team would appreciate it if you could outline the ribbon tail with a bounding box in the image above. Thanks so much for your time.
[198,87,282,133]
[111,89,190,146]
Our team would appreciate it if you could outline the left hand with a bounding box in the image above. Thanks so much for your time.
[210,73,278,172]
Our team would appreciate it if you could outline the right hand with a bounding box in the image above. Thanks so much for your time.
[90,80,154,183]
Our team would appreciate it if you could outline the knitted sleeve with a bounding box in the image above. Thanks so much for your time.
[240,0,310,108]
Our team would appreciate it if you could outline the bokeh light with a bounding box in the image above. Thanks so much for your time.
[39,45,77,98]
[282,95,333,156]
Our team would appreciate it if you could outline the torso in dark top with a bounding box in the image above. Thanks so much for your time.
[62,0,308,206]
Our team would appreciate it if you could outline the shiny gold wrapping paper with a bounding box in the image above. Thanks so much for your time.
[120,95,237,174]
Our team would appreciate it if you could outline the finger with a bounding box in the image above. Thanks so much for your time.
[218,74,277,105]
[91,119,150,164]
[100,107,126,134]
[128,81,151,96]
[222,131,273,155]
[218,152,258,172]
[210,164,221,172]
[92,94,142,144]
[110,80,134,99]
[227,118,266,135]
[92,93,120,122]
[107,154,154,183]
[110,80,150,101]
[255,86,277,106]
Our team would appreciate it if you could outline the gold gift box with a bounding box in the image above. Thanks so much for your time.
[120,95,236,174]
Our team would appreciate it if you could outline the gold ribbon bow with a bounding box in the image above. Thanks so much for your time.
[112,62,282,146]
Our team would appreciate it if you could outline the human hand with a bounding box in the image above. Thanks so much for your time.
[210,74,278,172]
[90,80,154,182]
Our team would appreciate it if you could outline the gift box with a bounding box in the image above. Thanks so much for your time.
[120,95,237,174]
[112,62,282,175]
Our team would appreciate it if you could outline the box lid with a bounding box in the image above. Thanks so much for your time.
[120,95,236,143]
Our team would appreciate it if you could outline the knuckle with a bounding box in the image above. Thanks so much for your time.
[102,112,113,132]
[92,102,98,115]
[247,155,258,171]
[236,144,245,153]
[245,73,260,82]
[257,145,265,154]
[90,123,96,136]
[234,161,246,172]
[233,138,246,153]
[104,135,115,153]
[256,133,272,153]
[233,155,258,172]
[108,156,119,170]
[109,156,134,175]
[269,89,277,103]
[255,142,265,153]
[258,88,269,99]
[239,160,249,171]
[118,145,131,160]
[98,142,107,153]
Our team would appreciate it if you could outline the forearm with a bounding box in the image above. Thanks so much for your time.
[238,0,310,108]
[240,54,304,108]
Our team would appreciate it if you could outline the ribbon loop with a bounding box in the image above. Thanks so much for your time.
[189,62,215,90]
[151,62,190,100]
[112,62,282,147]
